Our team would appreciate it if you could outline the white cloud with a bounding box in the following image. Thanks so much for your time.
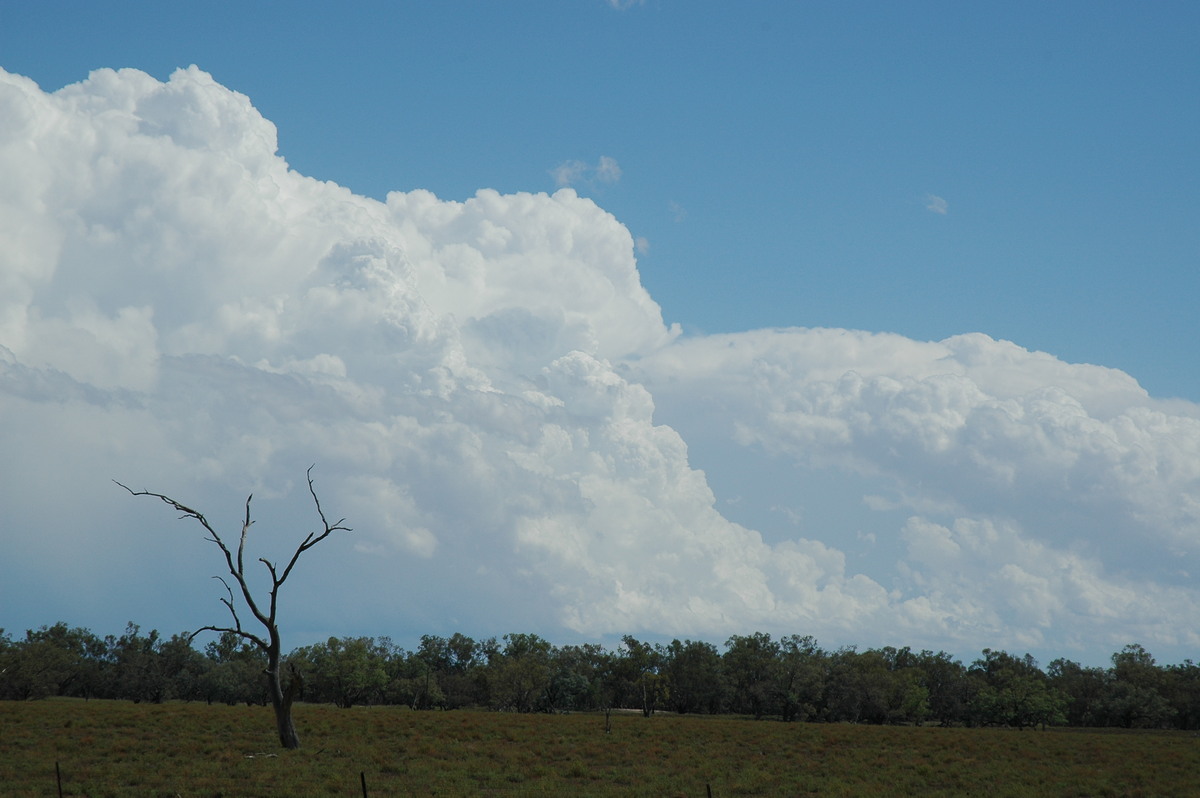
[595,155,622,183]
[3,65,1199,664]
[551,155,622,188]
[630,328,1200,656]
[925,193,948,214]
[896,515,1197,651]
[551,159,587,188]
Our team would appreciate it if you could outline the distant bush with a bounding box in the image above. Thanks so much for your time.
[5,622,1199,730]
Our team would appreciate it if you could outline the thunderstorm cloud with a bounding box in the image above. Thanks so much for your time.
[3,66,1198,662]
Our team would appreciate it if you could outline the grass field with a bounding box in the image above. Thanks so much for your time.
[1,699,1196,797]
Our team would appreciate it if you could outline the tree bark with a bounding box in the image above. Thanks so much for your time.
[270,660,303,749]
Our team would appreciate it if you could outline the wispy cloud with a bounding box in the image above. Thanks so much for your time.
[595,155,622,184]
[924,193,949,214]
[607,0,646,9]
[552,155,622,188]
[551,160,588,187]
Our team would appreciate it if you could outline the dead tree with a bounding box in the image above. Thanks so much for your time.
[116,466,350,749]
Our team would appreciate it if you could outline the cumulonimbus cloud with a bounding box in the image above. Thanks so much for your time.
[2,65,1198,662]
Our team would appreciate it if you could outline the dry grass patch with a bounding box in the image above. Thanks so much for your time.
[1,699,1197,796]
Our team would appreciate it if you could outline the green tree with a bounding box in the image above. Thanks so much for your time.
[388,648,447,710]
[775,635,824,722]
[662,639,725,715]
[200,631,269,705]
[107,623,169,703]
[913,650,969,726]
[2,623,103,700]
[723,633,780,719]
[487,633,553,712]
[1162,660,1200,731]
[548,643,612,712]
[292,636,392,708]
[1047,658,1106,727]
[822,648,900,724]
[1094,644,1174,728]
[617,636,665,717]
[1094,680,1174,729]
[0,630,12,699]
[411,633,487,709]
[887,669,931,725]
[160,633,210,702]
[969,650,1065,730]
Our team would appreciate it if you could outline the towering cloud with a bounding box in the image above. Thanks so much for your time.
[2,66,1198,662]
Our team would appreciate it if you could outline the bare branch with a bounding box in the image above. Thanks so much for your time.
[306,465,348,536]
[213,576,245,629]
[274,466,351,589]
[115,479,243,581]
[187,624,269,652]
[184,578,269,650]
[237,494,253,577]
[116,480,272,631]
[114,480,217,538]
[260,557,280,586]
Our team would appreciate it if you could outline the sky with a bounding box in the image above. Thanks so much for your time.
[1,1,1198,668]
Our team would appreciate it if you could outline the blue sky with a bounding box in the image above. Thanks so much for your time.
[1,1,1199,667]
[5,1,1196,398]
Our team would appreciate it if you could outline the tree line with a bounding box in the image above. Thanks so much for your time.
[3,623,1197,730]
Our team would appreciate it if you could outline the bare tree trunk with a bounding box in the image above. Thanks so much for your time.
[266,632,303,749]
[270,664,302,749]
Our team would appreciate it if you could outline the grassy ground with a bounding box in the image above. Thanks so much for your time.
[1,699,1196,797]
